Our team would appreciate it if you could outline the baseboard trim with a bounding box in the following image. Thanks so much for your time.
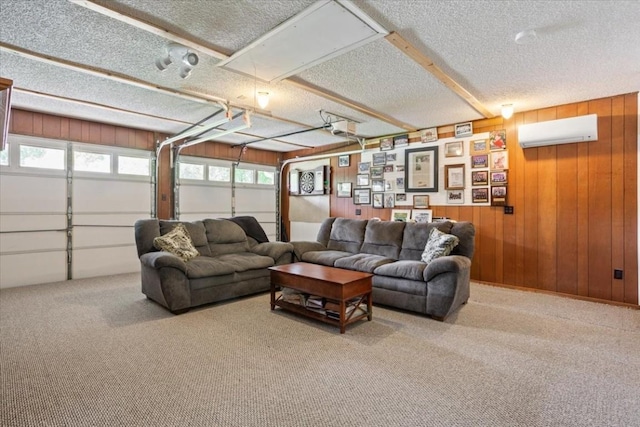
[473,280,640,310]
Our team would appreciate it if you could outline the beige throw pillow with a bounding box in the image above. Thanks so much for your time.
[153,223,199,261]
[421,227,459,264]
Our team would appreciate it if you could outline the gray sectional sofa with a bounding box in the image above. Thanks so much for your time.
[134,217,293,314]
[291,218,475,320]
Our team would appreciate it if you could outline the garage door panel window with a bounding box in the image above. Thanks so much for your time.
[74,151,111,173]
[0,146,7,166]
[257,170,275,185]
[118,155,150,176]
[208,165,230,182]
[235,167,255,184]
[179,162,204,180]
[20,145,65,170]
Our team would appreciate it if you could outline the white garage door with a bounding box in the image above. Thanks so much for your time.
[177,156,277,241]
[0,135,152,288]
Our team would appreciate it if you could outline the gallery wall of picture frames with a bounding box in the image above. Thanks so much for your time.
[353,127,510,207]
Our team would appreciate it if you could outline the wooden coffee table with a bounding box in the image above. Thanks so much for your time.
[269,262,373,333]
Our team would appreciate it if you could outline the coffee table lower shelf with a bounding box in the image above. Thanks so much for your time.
[272,297,371,333]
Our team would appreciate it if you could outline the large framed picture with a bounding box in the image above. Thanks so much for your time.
[454,122,473,138]
[444,164,465,190]
[404,146,439,192]
[337,182,352,198]
[353,188,371,205]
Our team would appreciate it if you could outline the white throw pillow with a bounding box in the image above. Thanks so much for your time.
[421,227,459,264]
[153,223,199,261]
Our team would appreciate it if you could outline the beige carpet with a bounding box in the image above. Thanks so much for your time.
[1,273,639,427]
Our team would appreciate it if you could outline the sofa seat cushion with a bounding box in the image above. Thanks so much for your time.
[334,253,395,273]
[372,275,427,296]
[374,260,427,282]
[215,252,274,272]
[301,250,352,267]
[185,257,236,279]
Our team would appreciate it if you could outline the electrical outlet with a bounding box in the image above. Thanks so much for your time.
[504,206,514,214]
[355,209,362,216]
[614,269,623,280]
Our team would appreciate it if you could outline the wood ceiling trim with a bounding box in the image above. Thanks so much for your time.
[69,0,418,132]
[68,0,229,60]
[385,31,494,119]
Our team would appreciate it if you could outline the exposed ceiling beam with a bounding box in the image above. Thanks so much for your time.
[68,0,418,132]
[286,77,416,132]
[67,0,229,60]
[385,31,494,119]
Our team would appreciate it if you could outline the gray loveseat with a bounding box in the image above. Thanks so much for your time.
[290,218,475,320]
[134,217,294,314]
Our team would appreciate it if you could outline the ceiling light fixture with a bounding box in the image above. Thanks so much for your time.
[155,43,199,79]
[501,104,514,119]
[257,92,270,109]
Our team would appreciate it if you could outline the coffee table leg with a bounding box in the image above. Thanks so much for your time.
[270,281,276,310]
[367,292,372,321]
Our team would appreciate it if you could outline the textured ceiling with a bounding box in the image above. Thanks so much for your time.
[1,0,639,152]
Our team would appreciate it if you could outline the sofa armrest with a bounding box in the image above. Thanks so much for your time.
[290,241,328,262]
[251,241,294,263]
[140,251,187,274]
[423,255,470,282]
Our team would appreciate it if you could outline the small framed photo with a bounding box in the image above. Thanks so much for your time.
[372,152,387,166]
[472,188,489,203]
[470,139,488,154]
[384,180,394,192]
[372,192,384,208]
[380,137,394,151]
[383,165,394,173]
[421,127,438,143]
[444,164,465,190]
[491,185,508,206]
[396,193,407,202]
[396,177,404,189]
[413,195,430,209]
[372,179,385,192]
[393,134,409,147]
[384,193,395,208]
[353,188,371,205]
[338,155,350,167]
[490,150,509,170]
[472,170,489,186]
[391,209,411,222]
[490,170,508,185]
[447,190,465,204]
[471,154,489,168]
[356,174,370,187]
[386,153,397,162]
[358,162,370,173]
[454,122,473,138]
[445,141,464,157]
[489,130,507,150]
[395,164,405,172]
[411,209,433,223]
[370,166,384,179]
[337,182,352,198]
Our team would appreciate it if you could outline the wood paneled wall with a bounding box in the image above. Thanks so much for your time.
[282,93,638,305]
[9,109,281,219]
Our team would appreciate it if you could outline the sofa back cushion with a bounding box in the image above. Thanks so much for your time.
[398,221,454,261]
[316,217,337,246]
[450,221,475,259]
[159,220,211,257]
[204,219,250,255]
[134,218,160,257]
[361,220,405,259]
[326,218,367,253]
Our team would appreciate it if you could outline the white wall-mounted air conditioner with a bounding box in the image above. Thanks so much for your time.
[518,114,598,148]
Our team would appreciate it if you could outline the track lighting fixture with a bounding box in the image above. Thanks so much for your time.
[155,43,199,79]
